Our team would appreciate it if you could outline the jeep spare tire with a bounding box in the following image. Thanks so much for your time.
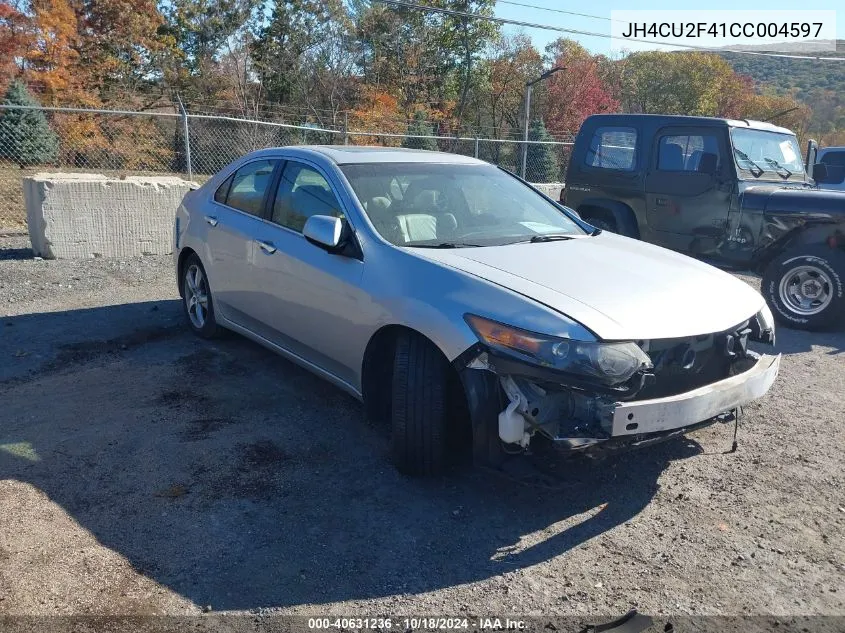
[762,247,845,331]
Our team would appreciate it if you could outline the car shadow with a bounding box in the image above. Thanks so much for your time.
[1,301,702,610]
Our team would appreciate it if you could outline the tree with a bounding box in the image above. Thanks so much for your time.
[72,0,174,104]
[26,0,86,105]
[402,110,437,150]
[484,33,542,138]
[0,80,58,165]
[618,51,739,117]
[0,0,32,92]
[525,118,556,182]
[545,53,619,137]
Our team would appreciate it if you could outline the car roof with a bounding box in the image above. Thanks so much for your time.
[584,114,795,135]
[249,145,487,166]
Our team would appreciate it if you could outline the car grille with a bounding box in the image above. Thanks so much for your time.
[633,320,753,400]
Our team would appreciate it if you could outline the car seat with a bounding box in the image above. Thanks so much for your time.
[659,143,685,171]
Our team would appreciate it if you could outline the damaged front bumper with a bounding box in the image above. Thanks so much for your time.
[458,346,780,455]
[609,353,779,437]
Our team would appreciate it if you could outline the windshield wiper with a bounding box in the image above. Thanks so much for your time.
[406,242,483,248]
[763,157,792,178]
[528,234,576,243]
[733,148,764,177]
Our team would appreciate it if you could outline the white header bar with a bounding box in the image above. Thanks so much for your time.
[610,10,837,53]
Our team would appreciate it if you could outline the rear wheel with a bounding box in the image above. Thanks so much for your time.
[181,254,221,339]
[390,332,450,476]
[762,247,845,331]
[580,209,618,234]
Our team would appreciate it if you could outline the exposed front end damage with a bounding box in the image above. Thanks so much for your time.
[457,316,780,460]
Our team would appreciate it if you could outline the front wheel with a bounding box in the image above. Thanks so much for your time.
[762,247,845,331]
[390,332,450,476]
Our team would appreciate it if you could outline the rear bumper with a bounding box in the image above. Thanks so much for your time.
[610,353,780,437]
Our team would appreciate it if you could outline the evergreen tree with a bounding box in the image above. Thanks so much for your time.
[402,111,438,151]
[0,81,59,166]
[525,118,557,182]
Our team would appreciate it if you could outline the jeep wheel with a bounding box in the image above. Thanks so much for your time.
[580,210,618,234]
[762,247,845,331]
[390,332,449,476]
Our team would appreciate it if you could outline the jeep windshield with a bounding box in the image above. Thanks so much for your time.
[340,162,585,247]
[731,128,806,181]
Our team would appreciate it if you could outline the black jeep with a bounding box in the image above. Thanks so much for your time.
[562,114,845,330]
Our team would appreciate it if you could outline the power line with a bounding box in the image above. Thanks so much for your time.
[495,0,622,24]
[371,0,845,61]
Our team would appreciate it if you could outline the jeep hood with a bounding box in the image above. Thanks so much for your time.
[740,183,845,218]
[411,233,765,341]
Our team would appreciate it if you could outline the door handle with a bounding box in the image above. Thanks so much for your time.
[656,197,669,206]
[255,239,277,254]
[205,215,219,227]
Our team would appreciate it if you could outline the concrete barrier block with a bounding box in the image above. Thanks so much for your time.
[530,182,564,202]
[24,173,196,259]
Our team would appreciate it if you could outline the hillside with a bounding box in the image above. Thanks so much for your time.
[718,40,845,100]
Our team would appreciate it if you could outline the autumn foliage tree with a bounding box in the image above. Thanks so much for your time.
[0,0,32,92]
[0,0,839,174]
[545,53,619,137]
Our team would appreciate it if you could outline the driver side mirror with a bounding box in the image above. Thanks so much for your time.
[813,163,845,185]
[303,215,343,251]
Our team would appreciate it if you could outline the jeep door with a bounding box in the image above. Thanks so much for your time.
[644,127,733,254]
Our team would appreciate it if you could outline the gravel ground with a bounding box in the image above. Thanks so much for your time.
[1,233,844,623]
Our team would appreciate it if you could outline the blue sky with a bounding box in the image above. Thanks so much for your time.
[492,1,844,56]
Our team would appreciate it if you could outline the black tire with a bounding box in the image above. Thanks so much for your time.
[762,246,845,331]
[390,332,449,476]
[180,254,222,339]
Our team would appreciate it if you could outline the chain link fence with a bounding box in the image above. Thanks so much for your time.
[0,105,571,232]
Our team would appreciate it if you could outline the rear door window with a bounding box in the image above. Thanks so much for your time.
[222,160,277,216]
[657,134,721,172]
[585,127,637,170]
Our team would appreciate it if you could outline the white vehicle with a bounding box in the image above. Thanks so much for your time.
[174,146,780,475]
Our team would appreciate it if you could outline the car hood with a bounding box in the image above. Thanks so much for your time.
[410,233,765,341]
[740,183,845,218]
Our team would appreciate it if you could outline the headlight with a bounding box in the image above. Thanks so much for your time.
[465,314,653,386]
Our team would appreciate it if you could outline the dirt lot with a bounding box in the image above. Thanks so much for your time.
[1,232,844,621]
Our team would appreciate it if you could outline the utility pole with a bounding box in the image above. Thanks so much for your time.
[177,95,192,181]
[522,67,564,179]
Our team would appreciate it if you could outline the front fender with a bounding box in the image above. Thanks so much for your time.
[755,215,845,269]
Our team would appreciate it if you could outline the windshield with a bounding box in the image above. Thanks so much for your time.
[340,162,585,247]
[730,128,806,179]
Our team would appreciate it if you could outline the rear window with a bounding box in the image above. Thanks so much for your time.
[585,126,637,170]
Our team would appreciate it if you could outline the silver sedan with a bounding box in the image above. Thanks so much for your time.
[174,146,780,475]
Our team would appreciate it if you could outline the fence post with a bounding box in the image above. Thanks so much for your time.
[343,112,349,145]
[178,97,192,180]
[474,137,479,158]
